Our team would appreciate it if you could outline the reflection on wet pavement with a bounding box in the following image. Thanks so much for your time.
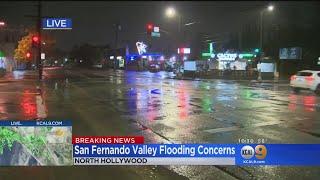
[0,80,47,120]
[1,70,320,179]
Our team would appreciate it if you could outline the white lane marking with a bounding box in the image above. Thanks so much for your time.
[204,126,239,133]
[204,121,282,134]
[253,121,282,127]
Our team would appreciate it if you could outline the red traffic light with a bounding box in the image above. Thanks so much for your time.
[32,36,39,43]
[26,52,31,58]
[147,23,153,30]
[146,23,154,35]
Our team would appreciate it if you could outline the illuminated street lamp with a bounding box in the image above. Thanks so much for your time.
[165,7,182,32]
[164,6,198,75]
[165,7,183,74]
[258,5,274,81]
[260,5,274,54]
[165,7,176,18]
[268,5,274,11]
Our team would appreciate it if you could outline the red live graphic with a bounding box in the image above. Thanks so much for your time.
[72,136,144,144]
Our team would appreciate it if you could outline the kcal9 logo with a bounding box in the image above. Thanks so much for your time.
[241,145,267,159]
[255,145,267,159]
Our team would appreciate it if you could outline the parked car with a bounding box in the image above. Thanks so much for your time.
[290,70,320,95]
[149,64,160,72]
[165,66,174,72]
[92,64,103,69]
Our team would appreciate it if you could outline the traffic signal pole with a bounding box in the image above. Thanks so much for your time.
[37,1,42,80]
[178,15,183,77]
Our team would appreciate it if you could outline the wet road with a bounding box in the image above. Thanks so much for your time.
[1,68,320,179]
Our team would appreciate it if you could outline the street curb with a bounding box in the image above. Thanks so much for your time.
[0,80,16,83]
[169,77,289,83]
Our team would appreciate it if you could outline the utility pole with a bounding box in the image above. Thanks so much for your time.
[24,1,42,80]
[114,23,120,71]
[258,5,274,81]
[259,11,264,59]
[115,24,119,49]
[258,10,264,81]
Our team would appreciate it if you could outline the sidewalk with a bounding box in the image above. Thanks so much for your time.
[0,70,40,83]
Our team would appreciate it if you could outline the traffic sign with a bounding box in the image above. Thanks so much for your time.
[41,53,45,60]
[151,32,160,37]
[154,26,159,32]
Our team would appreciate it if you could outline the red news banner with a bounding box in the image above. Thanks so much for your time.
[72,136,144,144]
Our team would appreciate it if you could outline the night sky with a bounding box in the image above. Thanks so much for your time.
[2,1,319,51]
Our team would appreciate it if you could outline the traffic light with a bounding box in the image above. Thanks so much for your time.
[32,35,40,48]
[26,52,31,59]
[254,48,260,53]
[146,23,154,35]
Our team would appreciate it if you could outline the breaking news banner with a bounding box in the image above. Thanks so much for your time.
[72,136,144,144]
[0,120,72,166]
[72,141,320,166]
[2,123,320,166]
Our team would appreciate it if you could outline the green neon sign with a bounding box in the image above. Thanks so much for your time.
[0,51,4,57]
[239,53,254,58]
[209,43,213,53]
[201,43,214,58]
[201,43,257,60]
[202,52,212,57]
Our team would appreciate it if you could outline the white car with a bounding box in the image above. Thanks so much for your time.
[290,70,320,95]
[92,64,103,68]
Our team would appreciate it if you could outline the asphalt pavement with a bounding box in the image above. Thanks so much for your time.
[0,68,319,180]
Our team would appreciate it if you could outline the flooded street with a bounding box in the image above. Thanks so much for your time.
[1,69,320,179]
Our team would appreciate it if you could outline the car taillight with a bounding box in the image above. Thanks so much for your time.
[305,76,314,81]
[290,75,296,81]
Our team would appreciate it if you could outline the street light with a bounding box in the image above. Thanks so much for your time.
[260,5,274,53]
[165,6,183,75]
[165,7,182,32]
[258,5,274,81]
[165,7,176,18]
[268,5,274,11]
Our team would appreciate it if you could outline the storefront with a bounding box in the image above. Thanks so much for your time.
[0,48,15,72]
[257,57,277,78]
[201,43,259,71]
[208,53,255,70]
[105,48,126,69]
[126,53,165,70]
[0,51,5,69]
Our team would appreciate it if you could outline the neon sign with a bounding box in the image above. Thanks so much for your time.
[239,54,255,58]
[201,43,214,57]
[217,53,238,61]
[136,42,147,55]
[201,42,256,61]
[178,48,191,54]
[206,52,255,61]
